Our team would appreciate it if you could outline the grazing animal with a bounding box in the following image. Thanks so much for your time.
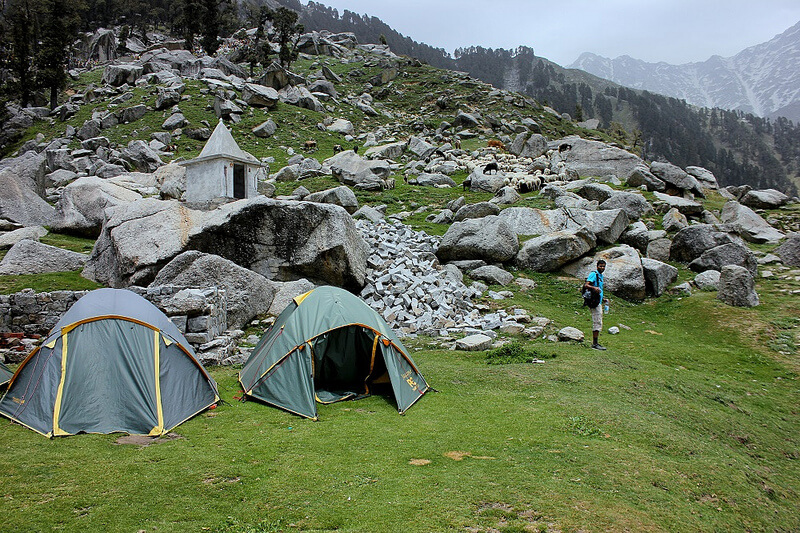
[333,144,344,153]
[353,145,359,154]
[558,143,572,155]
[381,177,396,190]
[304,140,317,152]
[453,138,462,149]
[462,177,472,191]
[487,139,505,150]
[483,161,499,174]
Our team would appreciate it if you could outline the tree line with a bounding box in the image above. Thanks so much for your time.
[0,0,305,109]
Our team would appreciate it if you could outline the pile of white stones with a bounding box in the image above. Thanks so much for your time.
[355,219,538,337]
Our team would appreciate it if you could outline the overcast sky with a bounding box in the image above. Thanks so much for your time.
[309,0,800,66]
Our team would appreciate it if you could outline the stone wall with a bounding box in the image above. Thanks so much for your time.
[0,286,232,364]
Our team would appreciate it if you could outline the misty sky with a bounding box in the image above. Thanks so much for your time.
[309,0,800,66]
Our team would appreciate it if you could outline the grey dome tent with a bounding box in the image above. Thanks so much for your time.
[239,286,429,420]
[0,289,219,437]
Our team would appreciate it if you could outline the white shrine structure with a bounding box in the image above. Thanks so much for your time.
[181,119,263,203]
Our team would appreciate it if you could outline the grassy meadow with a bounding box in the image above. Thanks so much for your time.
[1,269,798,532]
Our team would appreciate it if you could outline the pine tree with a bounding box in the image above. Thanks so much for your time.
[36,0,85,109]
[272,7,303,69]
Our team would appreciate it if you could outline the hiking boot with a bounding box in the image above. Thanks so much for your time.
[591,343,607,351]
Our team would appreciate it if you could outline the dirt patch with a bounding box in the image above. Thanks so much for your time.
[409,458,431,466]
[444,451,496,461]
[114,432,183,447]
[644,330,663,335]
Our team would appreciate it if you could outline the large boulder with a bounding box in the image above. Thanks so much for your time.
[568,209,630,244]
[364,142,406,160]
[52,176,143,237]
[0,226,48,249]
[416,173,457,187]
[0,149,49,196]
[406,136,437,159]
[626,165,665,192]
[121,140,163,173]
[546,135,645,179]
[102,64,144,86]
[83,197,368,291]
[469,265,514,286]
[436,215,519,263]
[717,265,759,307]
[154,162,187,200]
[649,161,701,193]
[305,186,359,214]
[151,251,279,329]
[325,151,391,191]
[453,202,500,222]
[738,189,790,210]
[268,278,316,315]
[720,201,785,244]
[598,191,654,221]
[326,118,355,135]
[515,227,596,272]
[775,233,800,267]
[498,207,575,236]
[467,167,505,193]
[620,221,650,252]
[640,258,678,297]
[0,168,56,227]
[242,83,280,108]
[653,191,704,216]
[562,245,647,301]
[688,242,758,277]
[670,224,740,263]
[686,166,719,189]
[0,239,88,275]
[509,132,548,158]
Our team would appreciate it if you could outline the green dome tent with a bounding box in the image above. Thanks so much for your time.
[0,289,219,437]
[239,286,429,420]
[0,361,12,387]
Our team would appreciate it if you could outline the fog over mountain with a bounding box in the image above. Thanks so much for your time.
[570,20,800,123]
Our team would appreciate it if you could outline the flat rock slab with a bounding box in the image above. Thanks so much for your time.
[456,334,493,351]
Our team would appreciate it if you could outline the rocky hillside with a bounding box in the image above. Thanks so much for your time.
[1,28,799,365]
[570,20,800,123]
[285,2,800,195]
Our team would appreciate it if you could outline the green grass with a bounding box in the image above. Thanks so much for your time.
[0,271,101,294]
[1,275,799,532]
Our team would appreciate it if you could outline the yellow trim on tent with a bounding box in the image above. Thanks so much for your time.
[149,331,165,436]
[52,332,70,437]
[292,289,315,306]
[45,338,57,349]
[365,334,381,395]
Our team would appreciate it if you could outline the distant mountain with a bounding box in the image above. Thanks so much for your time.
[569,20,800,123]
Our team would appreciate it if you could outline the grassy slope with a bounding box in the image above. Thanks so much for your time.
[1,54,799,532]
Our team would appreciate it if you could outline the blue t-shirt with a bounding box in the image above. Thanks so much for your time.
[586,270,604,302]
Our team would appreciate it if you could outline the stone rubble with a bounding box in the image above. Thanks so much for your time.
[355,219,532,338]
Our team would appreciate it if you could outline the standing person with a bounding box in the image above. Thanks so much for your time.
[583,259,607,350]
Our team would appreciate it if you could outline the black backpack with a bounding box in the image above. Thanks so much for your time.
[581,282,601,308]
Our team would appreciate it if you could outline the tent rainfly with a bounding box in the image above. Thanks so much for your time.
[0,289,219,437]
[239,286,429,419]
[0,361,12,387]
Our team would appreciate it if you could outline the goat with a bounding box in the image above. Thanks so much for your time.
[462,177,472,191]
[304,140,317,152]
[333,144,344,153]
[558,143,572,154]
[381,177,395,190]
[483,161,499,174]
[353,145,359,154]
[453,138,462,149]
[487,139,505,150]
